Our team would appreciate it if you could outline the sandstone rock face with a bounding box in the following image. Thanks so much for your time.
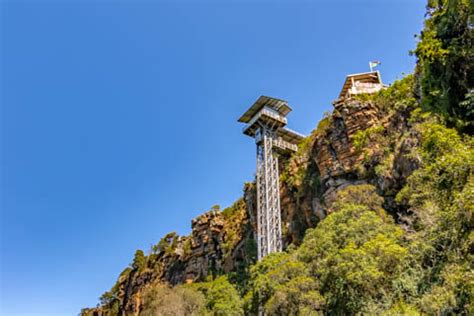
[275,100,384,246]
[185,211,225,282]
[309,99,420,219]
[281,98,420,230]
[313,100,380,185]
[279,164,320,246]
[86,201,254,316]
[84,97,422,315]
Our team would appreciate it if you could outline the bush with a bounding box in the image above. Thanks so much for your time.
[375,75,418,114]
[141,283,206,316]
[352,125,385,152]
[327,184,385,215]
[192,276,243,315]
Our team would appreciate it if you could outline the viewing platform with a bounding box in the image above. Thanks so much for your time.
[333,71,385,106]
[239,95,304,153]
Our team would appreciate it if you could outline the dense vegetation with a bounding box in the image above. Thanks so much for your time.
[246,118,473,314]
[414,0,473,133]
[82,1,473,315]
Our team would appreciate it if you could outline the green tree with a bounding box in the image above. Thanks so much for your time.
[298,186,408,314]
[192,276,243,315]
[132,249,146,271]
[98,287,120,315]
[414,0,474,132]
[153,232,179,255]
[245,252,323,315]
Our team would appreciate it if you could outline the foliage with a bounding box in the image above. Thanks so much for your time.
[244,237,257,264]
[414,0,474,132]
[221,199,247,258]
[97,283,121,315]
[132,249,146,271]
[383,301,421,315]
[182,237,192,257]
[153,232,179,255]
[354,75,418,115]
[353,75,417,146]
[375,74,418,114]
[141,283,206,316]
[83,3,474,314]
[298,186,408,314]
[419,263,473,315]
[352,75,421,179]
[85,106,474,316]
[240,185,413,315]
[315,111,332,135]
[244,252,323,315]
[280,122,321,202]
[396,122,473,314]
[221,199,244,219]
[327,184,385,215]
[191,276,244,315]
[228,235,258,293]
[352,125,385,153]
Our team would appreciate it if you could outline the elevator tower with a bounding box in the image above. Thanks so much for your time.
[238,96,303,260]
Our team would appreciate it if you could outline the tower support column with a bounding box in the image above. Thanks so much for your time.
[256,127,282,260]
[238,96,303,261]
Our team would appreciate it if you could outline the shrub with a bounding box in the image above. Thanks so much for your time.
[141,283,206,316]
[192,276,244,315]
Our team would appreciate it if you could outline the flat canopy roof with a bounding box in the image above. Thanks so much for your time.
[338,71,382,99]
[277,127,305,144]
[238,95,292,123]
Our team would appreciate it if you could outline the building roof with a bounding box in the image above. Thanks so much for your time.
[338,71,382,99]
[238,95,292,123]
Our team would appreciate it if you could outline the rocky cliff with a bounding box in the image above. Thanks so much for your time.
[82,2,474,312]
[83,79,423,316]
[82,195,256,315]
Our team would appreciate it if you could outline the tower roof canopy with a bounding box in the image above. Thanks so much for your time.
[238,96,292,123]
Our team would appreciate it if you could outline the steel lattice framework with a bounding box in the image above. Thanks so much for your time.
[238,96,304,260]
[255,127,282,259]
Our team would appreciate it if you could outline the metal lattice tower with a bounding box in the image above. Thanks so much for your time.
[238,96,304,260]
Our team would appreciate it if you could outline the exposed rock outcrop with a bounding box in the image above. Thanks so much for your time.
[83,94,423,315]
[83,198,255,316]
[309,98,420,220]
[313,100,380,189]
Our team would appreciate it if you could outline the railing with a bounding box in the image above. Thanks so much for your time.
[242,106,287,133]
[348,82,383,96]
[273,137,298,152]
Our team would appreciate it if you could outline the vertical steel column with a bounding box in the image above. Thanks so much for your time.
[256,127,282,261]
[256,129,266,261]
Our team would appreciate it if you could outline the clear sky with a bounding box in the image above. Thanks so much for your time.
[2,1,426,315]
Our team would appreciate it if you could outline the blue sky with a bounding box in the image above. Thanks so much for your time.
[2,1,426,315]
